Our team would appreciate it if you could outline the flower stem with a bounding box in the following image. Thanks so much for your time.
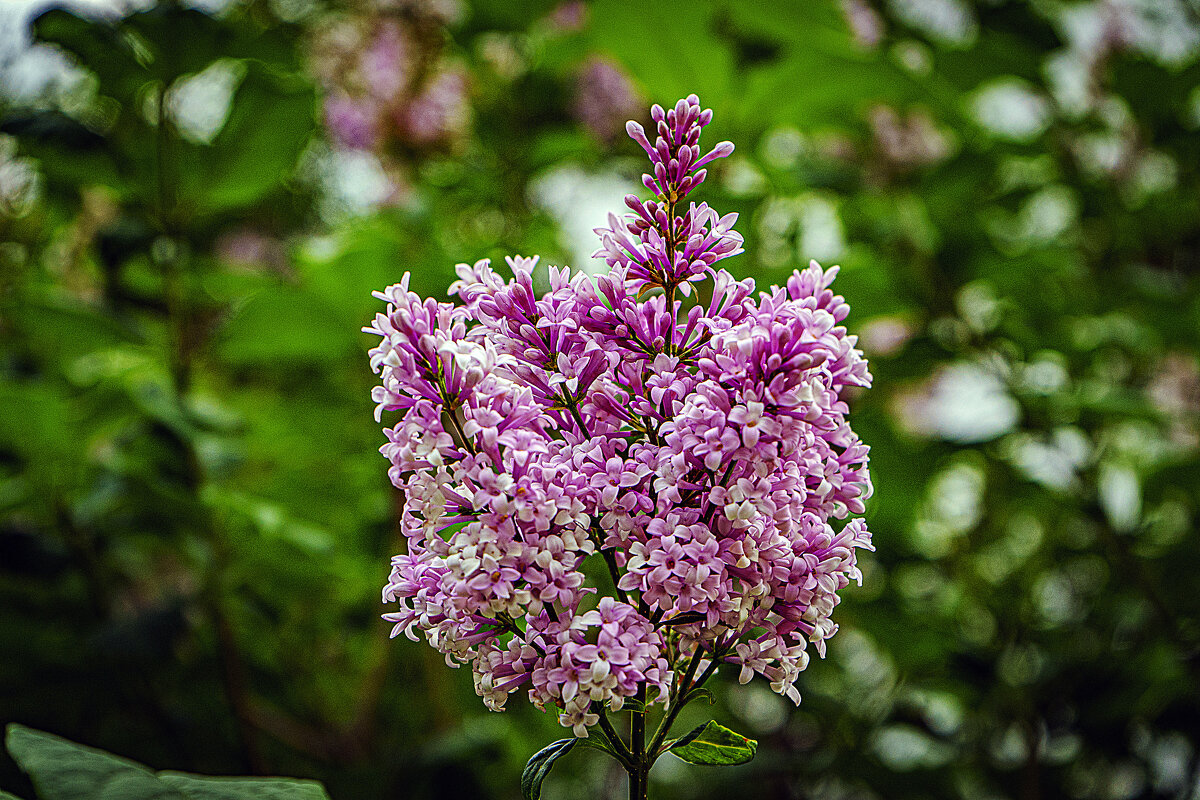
[629,684,647,800]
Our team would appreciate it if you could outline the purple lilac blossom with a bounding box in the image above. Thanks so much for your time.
[366,95,874,738]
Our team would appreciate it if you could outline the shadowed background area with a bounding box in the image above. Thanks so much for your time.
[2,0,1199,798]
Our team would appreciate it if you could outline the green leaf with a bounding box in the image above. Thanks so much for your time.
[1,792,28,800]
[521,738,578,800]
[214,285,351,366]
[123,4,233,84]
[0,112,125,193]
[5,724,186,800]
[157,773,330,800]
[5,726,333,800]
[32,9,148,102]
[682,687,716,706]
[619,697,648,713]
[588,0,733,107]
[177,63,315,217]
[667,721,757,766]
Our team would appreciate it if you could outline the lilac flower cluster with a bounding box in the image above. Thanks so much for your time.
[367,95,874,737]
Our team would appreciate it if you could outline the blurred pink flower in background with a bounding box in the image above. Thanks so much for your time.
[1148,352,1200,450]
[399,66,471,145]
[312,5,471,208]
[840,0,885,48]
[869,105,953,170]
[860,316,915,357]
[572,55,643,145]
[547,0,588,34]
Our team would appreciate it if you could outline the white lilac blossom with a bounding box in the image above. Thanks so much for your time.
[366,95,874,740]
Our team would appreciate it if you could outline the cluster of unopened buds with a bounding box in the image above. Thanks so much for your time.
[367,95,873,745]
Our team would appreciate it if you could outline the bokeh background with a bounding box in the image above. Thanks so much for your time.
[2,0,1200,798]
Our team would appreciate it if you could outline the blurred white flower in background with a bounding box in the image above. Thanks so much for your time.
[893,362,1020,443]
[0,134,41,217]
[971,78,1051,142]
[166,59,240,144]
[887,0,976,46]
[531,165,633,274]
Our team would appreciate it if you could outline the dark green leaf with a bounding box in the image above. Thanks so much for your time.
[521,738,578,800]
[658,611,706,627]
[32,9,148,102]
[5,726,332,800]
[667,721,757,766]
[157,773,331,800]
[682,687,716,706]
[0,112,124,192]
[124,5,233,84]
[4,724,186,800]
[177,64,315,216]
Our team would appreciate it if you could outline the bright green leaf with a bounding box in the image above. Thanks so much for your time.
[215,285,351,366]
[667,720,757,766]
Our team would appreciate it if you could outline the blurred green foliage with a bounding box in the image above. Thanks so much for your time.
[2,1,1199,799]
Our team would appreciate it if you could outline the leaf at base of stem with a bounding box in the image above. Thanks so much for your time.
[521,738,579,800]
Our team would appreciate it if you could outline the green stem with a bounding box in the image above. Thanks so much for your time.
[590,526,630,605]
[592,706,634,769]
[566,398,592,438]
[629,684,647,800]
[665,281,676,355]
[648,645,724,759]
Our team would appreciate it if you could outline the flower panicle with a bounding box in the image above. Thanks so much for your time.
[365,96,874,740]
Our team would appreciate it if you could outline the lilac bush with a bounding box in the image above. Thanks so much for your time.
[365,95,873,797]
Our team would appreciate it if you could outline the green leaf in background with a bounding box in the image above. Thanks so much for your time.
[123,4,234,84]
[0,112,125,194]
[666,721,757,766]
[157,773,330,800]
[587,0,734,107]
[4,726,330,800]
[681,687,716,706]
[520,738,578,800]
[5,725,186,800]
[215,285,350,366]
[32,9,149,103]
[177,64,315,217]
